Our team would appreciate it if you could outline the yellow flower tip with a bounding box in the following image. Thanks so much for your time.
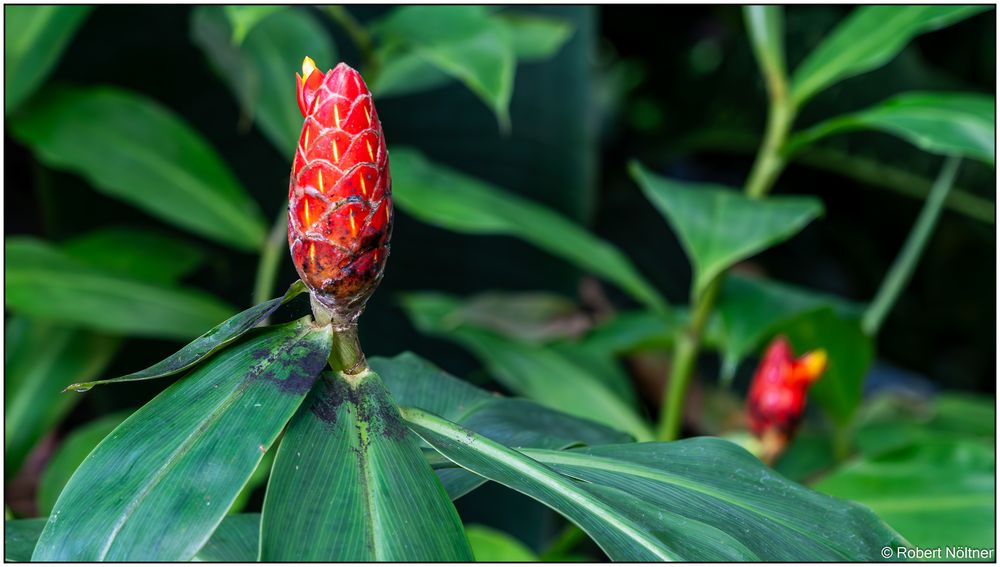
[301,56,318,83]
[799,349,828,382]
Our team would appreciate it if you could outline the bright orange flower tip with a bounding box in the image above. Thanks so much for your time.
[287,60,392,323]
[746,336,827,439]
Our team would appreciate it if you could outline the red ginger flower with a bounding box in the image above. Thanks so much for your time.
[288,58,392,323]
[747,336,827,441]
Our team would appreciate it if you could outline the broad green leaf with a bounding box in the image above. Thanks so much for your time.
[744,6,785,87]
[816,440,995,550]
[575,310,679,355]
[32,319,332,561]
[788,92,996,165]
[37,412,130,515]
[775,308,872,427]
[4,318,119,477]
[5,238,236,340]
[500,12,574,61]
[6,515,261,562]
[65,280,306,391]
[223,5,284,44]
[716,274,862,381]
[192,6,336,156]
[853,391,995,458]
[790,6,990,106]
[62,227,205,284]
[377,6,515,129]
[392,148,667,313]
[407,410,905,560]
[9,86,267,250]
[4,519,46,562]
[441,291,590,343]
[192,514,260,561]
[631,162,823,297]
[466,525,538,561]
[260,369,472,561]
[4,6,91,114]
[372,352,631,499]
[373,10,572,99]
[401,293,651,441]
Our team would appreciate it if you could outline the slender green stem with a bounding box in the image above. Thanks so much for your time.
[657,275,722,441]
[657,81,796,440]
[745,99,795,200]
[252,208,288,308]
[862,157,962,336]
[325,6,379,82]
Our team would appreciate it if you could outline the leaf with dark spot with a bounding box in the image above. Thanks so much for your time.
[261,369,471,561]
[66,281,307,392]
[32,317,331,561]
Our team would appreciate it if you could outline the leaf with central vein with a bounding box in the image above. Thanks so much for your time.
[5,238,236,340]
[66,280,306,391]
[788,91,996,165]
[32,319,332,561]
[404,408,755,561]
[391,148,668,313]
[401,293,652,442]
[9,85,267,250]
[789,6,989,107]
[408,408,907,561]
[372,352,631,499]
[631,161,823,297]
[6,515,262,562]
[260,369,472,561]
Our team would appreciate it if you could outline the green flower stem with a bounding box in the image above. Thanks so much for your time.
[657,92,796,441]
[862,156,962,336]
[657,274,722,441]
[252,208,288,308]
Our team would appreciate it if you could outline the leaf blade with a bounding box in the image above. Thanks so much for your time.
[392,148,667,313]
[32,319,332,561]
[260,369,472,561]
[790,6,989,106]
[9,86,267,250]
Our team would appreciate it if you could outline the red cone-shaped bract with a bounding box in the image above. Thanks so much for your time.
[288,59,392,322]
[746,336,827,439]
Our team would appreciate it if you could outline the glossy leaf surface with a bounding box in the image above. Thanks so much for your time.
[37,412,130,515]
[816,440,994,549]
[10,86,267,250]
[4,6,91,114]
[466,525,538,561]
[789,92,995,165]
[32,320,331,561]
[790,6,989,106]
[377,6,514,128]
[65,281,306,391]
[402,293,651,441]
[407,409,906,560]
[192,6,336,155]
[5,238,236,340]
[260,369,472,561]
[392,148,666,313]
[631,162,823,297]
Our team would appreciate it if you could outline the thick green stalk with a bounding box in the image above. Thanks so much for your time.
[657,77,796,440]
[862,157,962,336]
